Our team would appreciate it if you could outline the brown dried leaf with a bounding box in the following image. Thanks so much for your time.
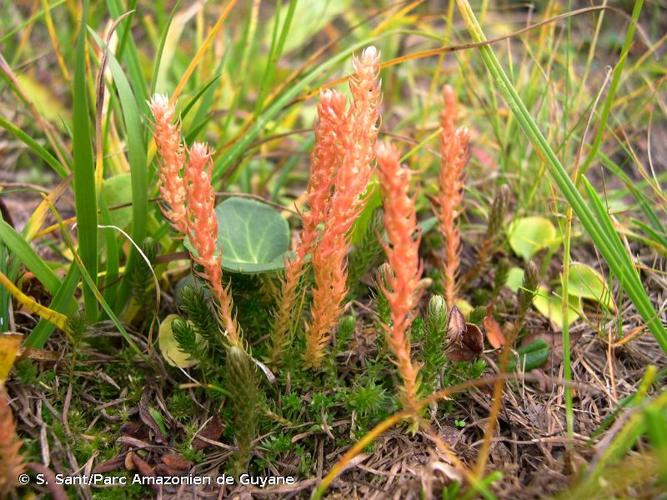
[138,391,166,443]
[447,306,466,343]
[161,453,192,472]
[131,453,155,478]
[193,414,223,450]
[483,306,506,349]
[92,454,126,474]
[446,307,483,361]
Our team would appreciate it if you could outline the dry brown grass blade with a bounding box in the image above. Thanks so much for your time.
[170,0,239,104]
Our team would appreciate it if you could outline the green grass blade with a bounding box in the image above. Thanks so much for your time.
[100,198,120,313]
[72,0,98,321]
[0,219,61,295]
[25,265,80,348]
[149,0,180,97]
[90,30,148,310]
[0,0,66,44]
[599,151,665,235]
[106,0,149,109]
[456,0,667,352]
[632,220,667,252]
[214,35,387,181]
[254,0,297,116]
[0,115,68,177]
[579,0,644,177]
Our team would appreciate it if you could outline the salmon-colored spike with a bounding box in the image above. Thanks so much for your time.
[437,85,469,308]
[149,94,188,235]
[376,140,423,414]
[184,142,240,346]
[304,46,382,369]
[269,90,348,367]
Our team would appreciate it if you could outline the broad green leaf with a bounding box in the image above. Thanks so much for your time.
[159,314,197,368]
[216,197,290,274]
[568,262,616,312]
[101,174,133,228]
[505,267,525,293]
[533,286,581,330]
[508,216,559,260]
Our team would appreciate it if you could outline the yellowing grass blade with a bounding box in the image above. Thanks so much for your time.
[0,271,68,331]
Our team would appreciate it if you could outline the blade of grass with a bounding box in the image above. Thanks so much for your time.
[254,0,297,116]
[220,0,261,137]
[149,0,179,96]
[25,265,80,348]
[0,270,68,330]
[89,30,148,310]
[40,0,70,81]
[107,0,149,108]
[0,0,66,44]
[456,0,667,352]
[46,201,143,356]
[72,0,98,321]
[0,115,68,178]
[0,219,61,295]
[599,151,665,236]
[100,198,120,313]
[579,0,644,177]
[171,0,239,104]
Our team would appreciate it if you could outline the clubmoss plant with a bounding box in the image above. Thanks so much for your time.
[437,85,470,308]
[269,90,347,367]
[375,140,424,415]
[152,99,260,476]
[463,184,510,284]
[305,46,382,369]
[149,94,188,235]
[421,295,449,393]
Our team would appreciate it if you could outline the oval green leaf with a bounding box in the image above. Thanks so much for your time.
[568,262,616,312]
[533,286,581,330]
[216,197,291,274]
[508,216,559,260]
